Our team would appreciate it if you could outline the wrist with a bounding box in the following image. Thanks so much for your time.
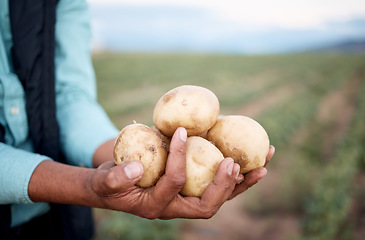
[28,160,103,208]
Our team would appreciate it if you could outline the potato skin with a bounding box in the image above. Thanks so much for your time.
[150,125,171,152]
[153,85,220,137]
[207,115,269,174]
[113,123,168,188]
[180,136,224,197]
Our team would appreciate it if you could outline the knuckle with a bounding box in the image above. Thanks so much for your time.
[170,146,186,155]
[172,178,186,190]
[141,209,160,220]
[214,180,231,193]
[198,204,219,219]
[202,208,217,219]
[222,181,231,190]
[104,172,118,190]
[167,174,186,189]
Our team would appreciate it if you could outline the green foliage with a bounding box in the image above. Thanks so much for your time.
[94,210,182,240]
[94,53,363,127]
[301,78,365,240]
[357,74,365,171]
[258,93,319,147]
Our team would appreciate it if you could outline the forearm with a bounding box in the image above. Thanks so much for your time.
[92,138,116,168]
[28,136,118,208]
[28,160,103,208]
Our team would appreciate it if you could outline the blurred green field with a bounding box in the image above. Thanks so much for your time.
[92,52,365,240]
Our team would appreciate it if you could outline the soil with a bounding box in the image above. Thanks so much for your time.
[316,74,360,160]
[180,75,364,240]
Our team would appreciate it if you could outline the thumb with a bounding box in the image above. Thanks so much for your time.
[92,161,144,196]
[122,161,145,181]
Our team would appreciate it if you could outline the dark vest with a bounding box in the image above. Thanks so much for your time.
[0,0,94,239]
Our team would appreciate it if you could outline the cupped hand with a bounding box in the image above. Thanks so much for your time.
[89,127,274,220]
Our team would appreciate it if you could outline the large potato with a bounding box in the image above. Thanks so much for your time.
[153,85,220,137]
[113,123,168,188]
[180,136,224,197]
[207,115,269,174]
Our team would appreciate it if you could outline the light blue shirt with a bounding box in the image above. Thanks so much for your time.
[0,0,119,227]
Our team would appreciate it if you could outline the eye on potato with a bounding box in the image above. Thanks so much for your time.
[153,85,220,137]
[113,123,168,188]
[180,136,224,197]
[207,115,269,174]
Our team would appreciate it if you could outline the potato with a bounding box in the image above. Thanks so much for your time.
[153,85,220,137]
[113,123,168,188]
[207,115,269,174]
[150,125,171,152]
[180,136,224,197]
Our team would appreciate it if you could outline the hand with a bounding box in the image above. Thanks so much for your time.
[89,127,274,220]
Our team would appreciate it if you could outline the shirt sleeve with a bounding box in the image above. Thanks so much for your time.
[0,143,49,204]
[55,0,119,168]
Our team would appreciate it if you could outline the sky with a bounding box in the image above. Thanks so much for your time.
[86,0,365,53]
[88,0,365,29]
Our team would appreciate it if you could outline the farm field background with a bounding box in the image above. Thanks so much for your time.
[92,53,365,240]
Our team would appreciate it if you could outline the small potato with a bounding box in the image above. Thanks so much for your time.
[207,115,269,174]
[153,85,220,137]
[113,123,168,188]
[180,136,224,197]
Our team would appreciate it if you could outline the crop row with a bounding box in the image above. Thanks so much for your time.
[258,93,319,148]
[300,75,365,240]
[266,57,363,141]
[256,67,352,148]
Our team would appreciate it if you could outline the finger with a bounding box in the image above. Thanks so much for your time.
[92,161,144,197]
[228,167,267,200]
[158,194,200,220]
[148,127,187,208]
[200,158,238,210]
[236,173,244,184]
[265,145,275,166]
[160,158,240,219]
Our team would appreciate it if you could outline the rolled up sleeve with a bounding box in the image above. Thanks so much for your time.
[56,98,119,168]
[0,144,49,204]
[55,0,119,168]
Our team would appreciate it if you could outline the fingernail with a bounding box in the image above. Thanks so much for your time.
[236,175,244,184]
[261,168,268,176]
[227,159,234,176]
[258,168,268,179]
[178,127,187,142]
[270,145,275,154]
[124,161,143,180]
[233,163,240,180]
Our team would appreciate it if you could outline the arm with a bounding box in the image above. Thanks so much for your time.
[54,0,119,168]
[92,138,115,167]
[0,143,49,204]
[28,127,275,219]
